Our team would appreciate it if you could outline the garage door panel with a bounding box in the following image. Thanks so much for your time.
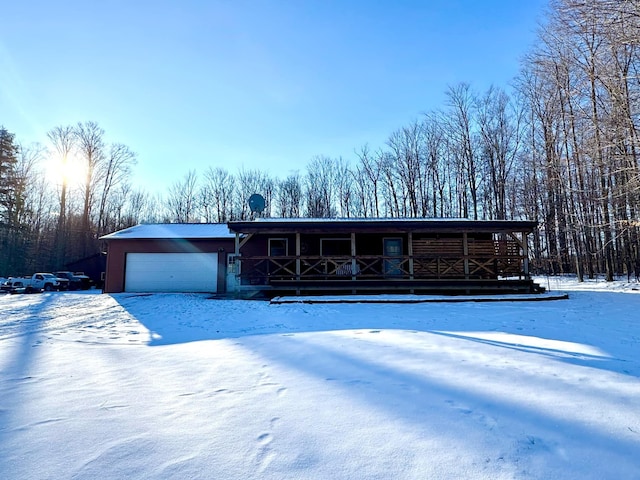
[125,253,218,292]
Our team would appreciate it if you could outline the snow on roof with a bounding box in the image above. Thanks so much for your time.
[100,223,235,240]
[234,217,537,226]
[228,217,538,233]
[251,217,472,223]
[102,218,537,240]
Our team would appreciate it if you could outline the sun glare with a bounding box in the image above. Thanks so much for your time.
[46,156,87,187]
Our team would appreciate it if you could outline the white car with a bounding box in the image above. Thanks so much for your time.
[2,273,64,293]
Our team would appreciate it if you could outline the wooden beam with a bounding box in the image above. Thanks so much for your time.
[522,231,530,278]
[463,232,470,278]
[296,233,301,295]
[351,232,357,293]
[408,232,414,279]
[507,231,524,249]
[239,233,254,249]
[505,231,528,278]
[408,232,414,293]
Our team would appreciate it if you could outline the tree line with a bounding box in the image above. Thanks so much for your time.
[1,0,639,281]
[0,123,137,276]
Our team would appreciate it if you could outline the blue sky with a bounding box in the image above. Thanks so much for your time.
[1,0,547,192]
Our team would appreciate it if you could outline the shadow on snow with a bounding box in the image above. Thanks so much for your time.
[111,291,640,379]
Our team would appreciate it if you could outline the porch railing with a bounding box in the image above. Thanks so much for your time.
[235,251,527,286]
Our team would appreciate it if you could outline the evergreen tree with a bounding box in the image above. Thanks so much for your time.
[0,127,19,221]
[0,127,20,275]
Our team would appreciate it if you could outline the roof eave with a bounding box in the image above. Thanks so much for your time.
[227,219,537,234]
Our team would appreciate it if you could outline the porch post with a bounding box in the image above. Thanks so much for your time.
[463,232,470,279]
[408,231,414,294]
[408,232,414,279]
[522,231,530,279]
[233,233,241,294]
[351,232,357,293]
[296,233,301,294]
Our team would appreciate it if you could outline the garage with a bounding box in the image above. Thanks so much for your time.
[125,252,219,293]
[101,224,236,294]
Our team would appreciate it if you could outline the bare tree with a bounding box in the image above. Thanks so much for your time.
[304,156,338,218]
[354,145,382,217]
[377,151,402,217]
[74,121,105,232]
[96,143,136,235]
[334,158,354,217]
[200,167,236,222]
[276,172,303,218]
[166,170,200,223]
[387,121,426,217]
[476,86,523,220]
[422,113,451,217]
[444,83,481,219]
[47,125,76,265]
[235,168,273,219]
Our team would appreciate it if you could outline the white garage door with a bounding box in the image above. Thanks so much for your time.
[125,253,218,293]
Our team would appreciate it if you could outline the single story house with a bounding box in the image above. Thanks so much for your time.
[102,219,542,296]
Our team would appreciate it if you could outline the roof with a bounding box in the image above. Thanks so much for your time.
[100,223,235,240]
[100,219,538,240]
[228,218,538,234]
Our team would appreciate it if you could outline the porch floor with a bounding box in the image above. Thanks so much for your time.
[270,291,568,304]
[257,278,545,296]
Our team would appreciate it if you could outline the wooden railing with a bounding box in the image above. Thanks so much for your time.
[236,246,526,286]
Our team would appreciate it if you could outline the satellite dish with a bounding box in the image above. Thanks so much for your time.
[248,193,266,215]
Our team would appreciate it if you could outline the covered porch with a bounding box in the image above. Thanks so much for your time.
[227,219,542,296]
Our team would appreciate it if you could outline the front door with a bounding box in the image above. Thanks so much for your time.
[226,253,240,292]
[383,238,403,276]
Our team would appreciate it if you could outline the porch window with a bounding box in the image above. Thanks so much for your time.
[319,238,355,276]
[320,238,351,256]
[269,238,288,256]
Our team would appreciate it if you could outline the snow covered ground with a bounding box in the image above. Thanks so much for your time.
[1,277,639,479]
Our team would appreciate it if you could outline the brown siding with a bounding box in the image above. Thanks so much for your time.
[104,238,235,293]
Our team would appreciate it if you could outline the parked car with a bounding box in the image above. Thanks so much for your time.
[1,277,37,294]
[2,273,65,293]
[1,278,18,293]
[54,271,91,290]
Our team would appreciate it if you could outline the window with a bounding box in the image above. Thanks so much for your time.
[320,238,351,256]
[269,238,288,256]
